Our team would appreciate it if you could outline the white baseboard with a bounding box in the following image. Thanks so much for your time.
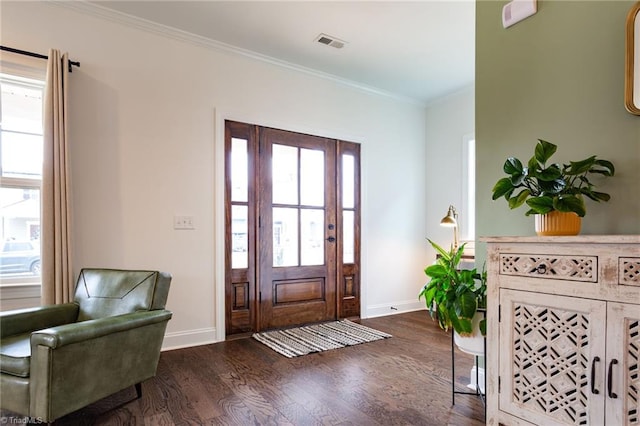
[162,327,219,351]
[365,300,425,318]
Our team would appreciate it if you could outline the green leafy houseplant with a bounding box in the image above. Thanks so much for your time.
[491,139,615,217]
[419,239,486,337]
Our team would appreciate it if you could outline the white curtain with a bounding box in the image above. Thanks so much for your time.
[41,49,73,304]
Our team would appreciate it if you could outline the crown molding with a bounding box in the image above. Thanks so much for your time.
[50,1,426,107]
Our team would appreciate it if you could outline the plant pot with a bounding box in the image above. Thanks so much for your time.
[534,211,581,236]
[453,311,485,356]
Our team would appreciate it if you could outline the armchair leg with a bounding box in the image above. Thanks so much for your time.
[135,383,142,399]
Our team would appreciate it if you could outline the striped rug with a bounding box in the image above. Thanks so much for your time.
[252,320,392,358]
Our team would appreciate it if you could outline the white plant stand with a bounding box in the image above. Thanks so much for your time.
[451,308,486,419]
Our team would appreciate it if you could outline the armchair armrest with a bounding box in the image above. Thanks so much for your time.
[0,304,79,338]
[31,310,172,349]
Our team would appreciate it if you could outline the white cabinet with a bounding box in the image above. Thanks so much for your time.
[483,236,640,425]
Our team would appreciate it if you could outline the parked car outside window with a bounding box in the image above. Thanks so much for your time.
[0,240,41,276]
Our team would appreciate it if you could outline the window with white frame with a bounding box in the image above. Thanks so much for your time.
[0,72,45,287]
[461,134,475,243]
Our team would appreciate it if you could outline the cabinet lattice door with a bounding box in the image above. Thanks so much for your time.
[500,289,606,425]
[605,302,640,425]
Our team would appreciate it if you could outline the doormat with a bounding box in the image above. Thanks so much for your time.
[252,320,392,358]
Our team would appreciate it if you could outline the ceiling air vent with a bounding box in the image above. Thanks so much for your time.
[315,33,346,49]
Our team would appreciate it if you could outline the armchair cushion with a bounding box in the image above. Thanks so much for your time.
[0,333,31,377]
[0,303,79,378]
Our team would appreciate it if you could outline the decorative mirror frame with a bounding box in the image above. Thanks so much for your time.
[625,2,640,115]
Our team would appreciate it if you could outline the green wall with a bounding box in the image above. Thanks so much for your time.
[476,0,640,245]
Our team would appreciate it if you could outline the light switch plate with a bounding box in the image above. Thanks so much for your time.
[174,215,195,230]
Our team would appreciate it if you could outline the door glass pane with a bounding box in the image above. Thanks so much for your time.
[343,210,355,264]
[300,148,324,207]
[301,209,324,266]
[230,138,248,202]
[231,205,248,269]
[273,207,298,267]
[342,154,355,209]
[272,144,298,205]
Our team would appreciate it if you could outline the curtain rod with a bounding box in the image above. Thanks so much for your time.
[0,45,80,73]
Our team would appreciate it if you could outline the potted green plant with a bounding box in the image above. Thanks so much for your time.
[491,139,615,235]
[419,239,486,354]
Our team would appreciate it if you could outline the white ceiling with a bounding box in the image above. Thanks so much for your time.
[93,1,476,105]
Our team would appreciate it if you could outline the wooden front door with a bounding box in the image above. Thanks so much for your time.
[225,120,360,336]
[258,127,337,329]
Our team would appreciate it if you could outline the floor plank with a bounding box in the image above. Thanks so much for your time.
[1,311,485,425]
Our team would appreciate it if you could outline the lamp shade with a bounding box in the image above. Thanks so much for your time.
[439,205,459,250]
[440,205,458,227]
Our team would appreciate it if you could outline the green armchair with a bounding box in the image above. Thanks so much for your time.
[0,268,172,423]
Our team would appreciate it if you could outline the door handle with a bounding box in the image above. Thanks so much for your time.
[608,359,618,399]
[326,236,336,243]
[591,356,600,394]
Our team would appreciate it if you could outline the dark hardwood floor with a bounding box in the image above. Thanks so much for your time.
[3,311,485,425]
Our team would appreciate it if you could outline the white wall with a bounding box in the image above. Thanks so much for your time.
[1,1,433,348]
[424,86,475,256]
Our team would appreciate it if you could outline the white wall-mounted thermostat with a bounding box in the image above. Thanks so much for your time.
[502,0,537,28]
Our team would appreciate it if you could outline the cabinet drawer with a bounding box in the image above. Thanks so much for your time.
[620,257,640,286]
[499,253,598,283]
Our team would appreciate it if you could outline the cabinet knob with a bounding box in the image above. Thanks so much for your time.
[535,264,547,274]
